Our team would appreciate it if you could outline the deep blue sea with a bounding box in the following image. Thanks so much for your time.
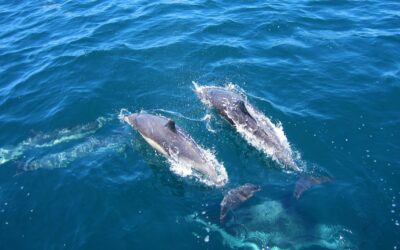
[0,0,399,249]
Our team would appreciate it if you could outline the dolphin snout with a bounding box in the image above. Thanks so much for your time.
[122,113,138,127]
[193,84,209,100]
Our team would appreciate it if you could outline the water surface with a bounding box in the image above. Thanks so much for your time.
[0,0,399,249]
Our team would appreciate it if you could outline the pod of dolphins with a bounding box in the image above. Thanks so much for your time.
[121,83,330,223]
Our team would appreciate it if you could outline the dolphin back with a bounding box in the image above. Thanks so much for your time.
[123,112,228,187]
[196,85,301,172]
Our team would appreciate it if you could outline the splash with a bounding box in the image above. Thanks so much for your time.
[23,135,127,171]
[193,81,213,107]
[118,108,132,121]
[0,115,113,165]
[167,144,228,187]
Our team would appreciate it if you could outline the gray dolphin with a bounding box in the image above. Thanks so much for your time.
[122,112,228,187]
[220,183,261,222]
[195,84,301,172]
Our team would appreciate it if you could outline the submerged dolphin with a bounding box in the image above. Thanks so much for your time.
[195,84,301,172]
[220,183,261,222]
[122,112,228,187]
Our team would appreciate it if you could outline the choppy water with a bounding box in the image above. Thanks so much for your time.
[1,0,399,249]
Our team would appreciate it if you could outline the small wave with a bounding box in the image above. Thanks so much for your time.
[118,108,132,122]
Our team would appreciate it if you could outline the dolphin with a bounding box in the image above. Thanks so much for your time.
[220,183,261,222]
[293,175,331,199]
[195,84,301,172]
[122,112,228,187]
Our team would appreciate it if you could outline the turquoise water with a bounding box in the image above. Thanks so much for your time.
[1,0,399,249]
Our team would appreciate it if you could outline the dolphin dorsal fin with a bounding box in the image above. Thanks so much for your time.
[237,101,252,117]
[165,120,177,132]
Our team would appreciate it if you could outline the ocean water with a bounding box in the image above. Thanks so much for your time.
[0,0,399,249]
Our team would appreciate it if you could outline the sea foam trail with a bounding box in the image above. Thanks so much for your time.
[0,116,113,165]
[193,82,302,172]
[22,135,127,171]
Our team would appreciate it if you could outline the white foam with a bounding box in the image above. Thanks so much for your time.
[118,108,132,121]
[168,146,228,187]
[193,81,213,107]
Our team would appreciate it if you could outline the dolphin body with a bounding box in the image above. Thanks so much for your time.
[122,113,228,187]
[220,183,261,222]
[195,85,301,172]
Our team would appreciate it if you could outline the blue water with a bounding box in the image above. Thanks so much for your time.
[1,0,399,249]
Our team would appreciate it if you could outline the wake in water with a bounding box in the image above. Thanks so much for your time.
[0,116,113,166]
[0,115,130,172]
[22,135,127,171]
[194,82,302,172]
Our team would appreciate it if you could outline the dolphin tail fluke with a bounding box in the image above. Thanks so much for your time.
[220,184,261,224]
[293,175,331,199]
